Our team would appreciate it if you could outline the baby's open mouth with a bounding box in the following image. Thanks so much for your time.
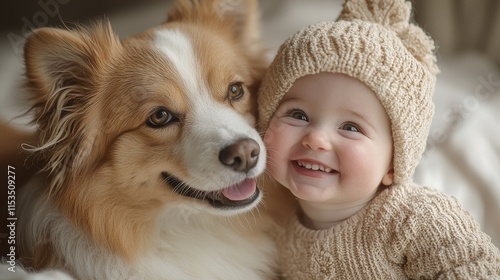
[295,160,337,173]
[162,172,260,209]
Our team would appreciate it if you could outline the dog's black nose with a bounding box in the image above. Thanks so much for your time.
[219,138,260,173]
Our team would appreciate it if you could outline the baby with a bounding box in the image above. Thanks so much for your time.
[258,0,500,278]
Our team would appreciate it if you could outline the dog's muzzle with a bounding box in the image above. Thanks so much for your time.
[162,138,262,209]
[162,173,261,209]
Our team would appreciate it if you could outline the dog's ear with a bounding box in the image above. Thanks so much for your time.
[167,0,262,53]
[24,21,122,195]
[213,0,262,49]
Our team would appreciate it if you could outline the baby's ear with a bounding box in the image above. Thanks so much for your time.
[381,167,394,186]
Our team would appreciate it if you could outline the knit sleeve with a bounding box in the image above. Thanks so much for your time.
[389,187,500,278]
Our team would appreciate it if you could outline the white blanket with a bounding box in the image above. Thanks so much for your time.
[414,54,500,247]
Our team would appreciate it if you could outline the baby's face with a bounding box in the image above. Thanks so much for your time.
[264,72,393,205]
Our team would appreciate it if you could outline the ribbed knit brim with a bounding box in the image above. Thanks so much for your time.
[258,0,439,184]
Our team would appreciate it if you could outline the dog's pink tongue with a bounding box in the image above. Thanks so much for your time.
[221,179,256,201]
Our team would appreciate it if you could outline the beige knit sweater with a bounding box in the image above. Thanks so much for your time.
[275,183,500,279]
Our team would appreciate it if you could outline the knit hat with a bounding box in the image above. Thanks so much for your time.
[258,0,439,184]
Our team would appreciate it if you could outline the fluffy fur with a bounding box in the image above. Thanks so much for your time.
[9,0,280,279]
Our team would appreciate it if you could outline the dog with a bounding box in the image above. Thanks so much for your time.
[2,0,280,279]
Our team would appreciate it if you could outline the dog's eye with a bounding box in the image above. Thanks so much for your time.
[227,82,244,101]
[147,107,177,128]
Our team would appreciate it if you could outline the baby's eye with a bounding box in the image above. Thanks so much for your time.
[287,109,308,122]
[340,123,360,132]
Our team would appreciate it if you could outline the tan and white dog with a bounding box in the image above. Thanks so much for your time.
[1,0,280,279]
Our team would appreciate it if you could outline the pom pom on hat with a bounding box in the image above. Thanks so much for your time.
[258,0,439,184]
[339,0,438,75]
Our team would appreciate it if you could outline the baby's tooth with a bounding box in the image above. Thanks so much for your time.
[297,161,333,173]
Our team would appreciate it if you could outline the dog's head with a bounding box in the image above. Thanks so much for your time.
[24,0,268,258]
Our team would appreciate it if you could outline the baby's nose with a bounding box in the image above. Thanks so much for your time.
[301,129,333,151]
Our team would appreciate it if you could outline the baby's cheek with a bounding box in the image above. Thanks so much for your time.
[263,119,282,145]
[263,128,274,145]
[338,144,368,170]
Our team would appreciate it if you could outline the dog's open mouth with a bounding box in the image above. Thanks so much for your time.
[162,172,260,209]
